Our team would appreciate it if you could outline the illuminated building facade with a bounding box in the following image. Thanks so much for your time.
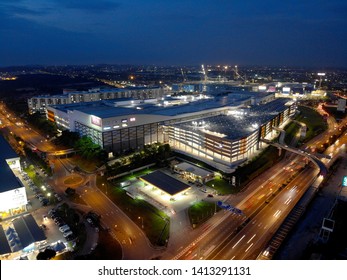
[46,92,295,172]
[0,136,26,219]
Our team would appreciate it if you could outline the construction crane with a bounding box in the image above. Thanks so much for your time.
[232,65,247,82]
[180,68,187,82]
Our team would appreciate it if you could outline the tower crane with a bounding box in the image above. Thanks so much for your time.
[180,68,187,82]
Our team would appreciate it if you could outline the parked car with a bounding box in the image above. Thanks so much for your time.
[59,225,70,232]
[65,234,76,241]
[41,198,49,206]
[63,231,73,238]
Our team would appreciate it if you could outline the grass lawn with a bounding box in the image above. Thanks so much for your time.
[188,201,221,227]
[206,177,239,195]
[24,165,44,187]
[296,106,327,142]
[284,122,300,145]
[97,176,169,246]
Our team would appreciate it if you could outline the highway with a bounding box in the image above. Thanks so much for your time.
[171,157,310,260]
[210,167,318,260]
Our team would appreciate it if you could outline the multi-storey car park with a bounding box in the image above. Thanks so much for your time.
[46,91,296,173]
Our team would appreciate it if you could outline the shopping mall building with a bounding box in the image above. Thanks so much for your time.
[0,136,26,220]
[46,92,296,173]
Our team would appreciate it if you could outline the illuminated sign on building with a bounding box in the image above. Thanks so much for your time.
[91,116,101,127]
[0,187,27,212]
[282,87,291,94]
[343,176,347,187]
[217,201,243,215]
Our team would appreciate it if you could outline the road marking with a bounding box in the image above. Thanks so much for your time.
[232,235,245,249]
[245,243,254,253]
[285,198,292,205]
[247,234,256,244]
[273,210,282,217]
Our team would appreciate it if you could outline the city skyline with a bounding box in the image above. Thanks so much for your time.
[1,0,346,68]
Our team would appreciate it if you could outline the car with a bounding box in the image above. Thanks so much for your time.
[63,231,73,238]
[57,221,65,227]
[54,218,64,225]
[65,234,76,241]
[59,224,69,230]
[207,194,214,197]
[48,209,56,217]
[41,198,49,206]
[59,225,70,232]
[40,224,47,230]
[54,194,62,202]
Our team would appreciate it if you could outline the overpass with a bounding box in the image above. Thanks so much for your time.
[261,139,328,177]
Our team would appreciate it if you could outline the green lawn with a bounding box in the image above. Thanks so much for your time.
[24,165,44,187]
[284,122,301,145]
[206,177,239,195]
[188,201,220,228]
[296,106,327,142]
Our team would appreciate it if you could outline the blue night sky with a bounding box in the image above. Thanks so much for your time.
[0,0,346,67]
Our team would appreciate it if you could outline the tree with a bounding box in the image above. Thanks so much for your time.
[74,136,103,160]
[36,248,56,260]
[65,187,76,196]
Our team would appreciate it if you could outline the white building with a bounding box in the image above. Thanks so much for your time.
[28,86,165,114]
[0,136,26,220]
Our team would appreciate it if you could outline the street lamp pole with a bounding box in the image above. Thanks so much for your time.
[138,216,144,229]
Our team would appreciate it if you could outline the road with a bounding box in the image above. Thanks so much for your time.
[210,167,318,260]
[169,157,309,260]
[49,157,157,259]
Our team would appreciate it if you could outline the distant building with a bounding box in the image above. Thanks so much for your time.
[0,136,26,220]
[337,98,346,112]
[47,92,295,173]
[27,86,165,114]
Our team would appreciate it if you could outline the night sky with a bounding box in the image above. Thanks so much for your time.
[1,0,346,67]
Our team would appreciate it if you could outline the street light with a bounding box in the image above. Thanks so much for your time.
[102,183,107,195]
[138,216,144,229]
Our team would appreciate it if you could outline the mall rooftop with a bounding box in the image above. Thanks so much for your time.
[49,91,272,118]
[0,136,22,193]
[173,98,293,140]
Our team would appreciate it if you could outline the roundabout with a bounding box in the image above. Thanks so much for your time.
[63,173,85,187]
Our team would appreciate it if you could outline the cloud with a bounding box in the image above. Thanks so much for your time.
[52,0,121,13]
[0,0,122,33]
